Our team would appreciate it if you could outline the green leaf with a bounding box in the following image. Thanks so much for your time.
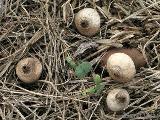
[81,86,96,96]
[75,62,92,79]
[81,74,105,96]
[95,83,105,95]
[93,74,102,85]
[81,83,105,96]
[66,56,77,69]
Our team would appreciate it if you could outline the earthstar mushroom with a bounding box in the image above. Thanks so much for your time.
[101,48,146,82]
[16,57,42,83]
[106,53,136,82]
[106,88,130,112]
[101,48,146,69]
[74,8,100,36]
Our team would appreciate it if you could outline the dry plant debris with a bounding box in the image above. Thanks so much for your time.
[0,0,160,120]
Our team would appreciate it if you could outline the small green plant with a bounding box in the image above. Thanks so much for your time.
[75,62,92,79]
[66,56,105,95]
[66,56,77,69]
[66,56,92,79]
[82,74,105,95]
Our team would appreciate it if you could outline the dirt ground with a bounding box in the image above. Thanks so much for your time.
[0,0,160,120]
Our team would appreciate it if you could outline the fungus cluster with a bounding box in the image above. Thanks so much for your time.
[14,7,147,113]
[101,48,146,111]
[74,8,147,112]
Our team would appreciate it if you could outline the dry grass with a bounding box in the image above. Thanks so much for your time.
[0,0,160,120]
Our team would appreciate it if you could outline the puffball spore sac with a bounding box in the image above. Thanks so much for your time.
[100,48,146,69]
[107,53,136,82]
[106,89,130,112]
[16,57,42,83]
[74,8,100,37]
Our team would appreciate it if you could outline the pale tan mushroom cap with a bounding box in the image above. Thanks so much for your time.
[107,53,136,82]
[106,89,130,112]
[16,57,42,83]
[74,8,100,36]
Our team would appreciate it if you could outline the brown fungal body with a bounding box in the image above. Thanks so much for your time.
[74,8,100,37]
[16,57,42,83]
[101,48,146,69]
[106,88,130,112]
